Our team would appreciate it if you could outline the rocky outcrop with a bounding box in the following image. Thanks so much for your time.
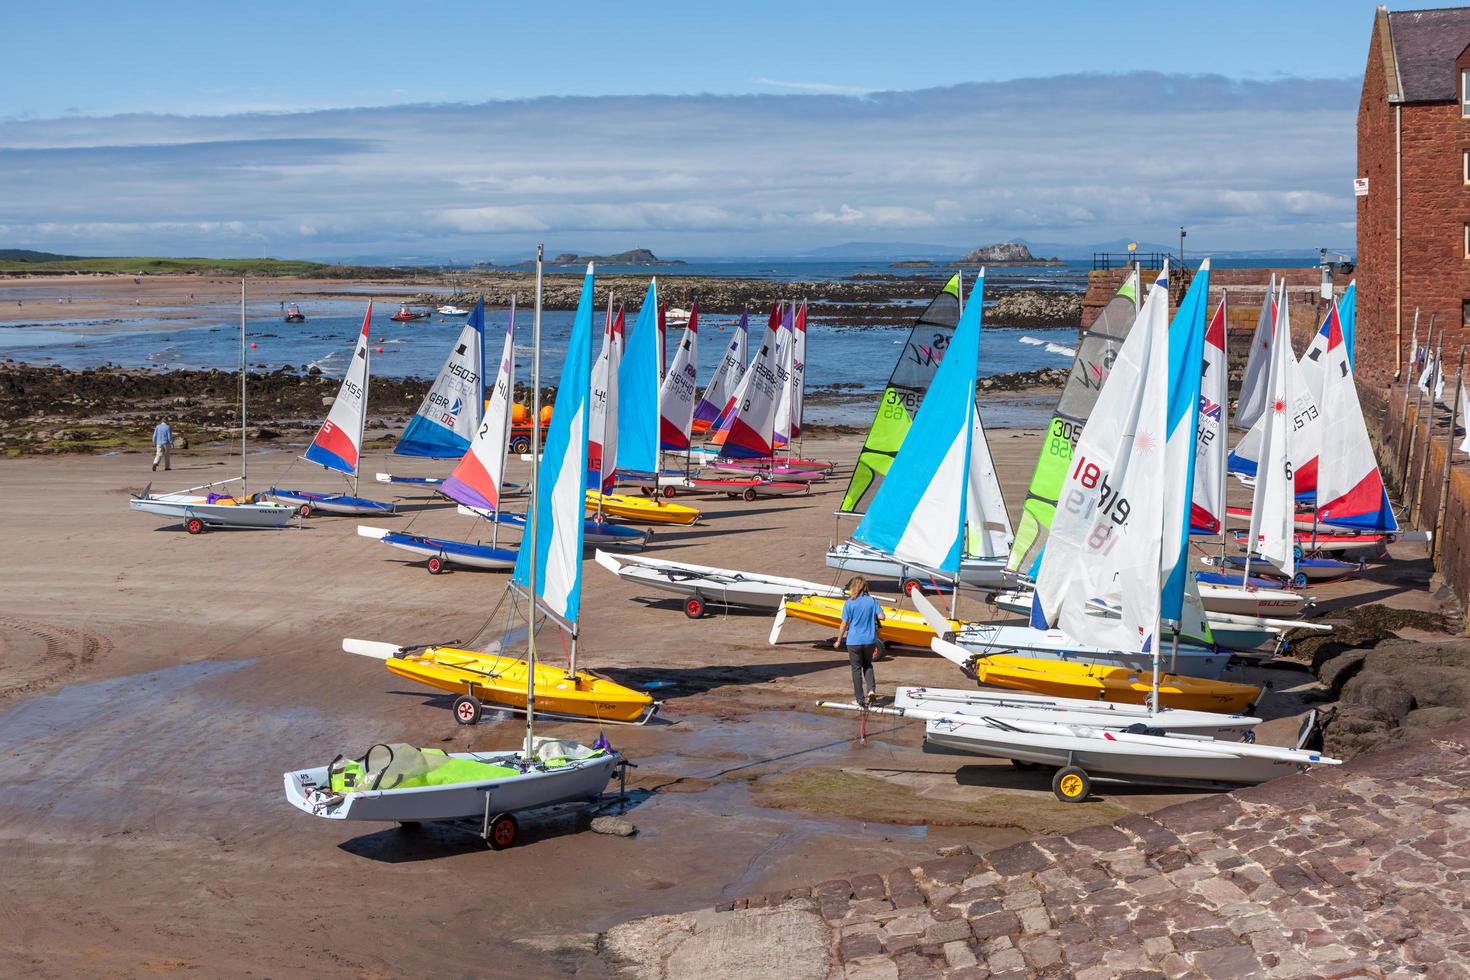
[960,242,1063,265]
[546,248,681,266]
[1323,637,1470,759]
[987,290,1082,328]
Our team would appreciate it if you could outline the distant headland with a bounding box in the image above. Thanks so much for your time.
[530,248,683,267]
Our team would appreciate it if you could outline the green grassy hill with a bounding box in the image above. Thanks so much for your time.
[0,255,341,276]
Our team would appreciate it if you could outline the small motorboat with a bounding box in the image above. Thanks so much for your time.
[359,525,517,574]
[664,307,692,327]
[343,638,657,725]
[390,305,431,322]
[826,540,1009,592]
[269,488,395,518]
[282,303,306,323]
[129,484,297,534]
[596,550,844,618]
[437,305,471,317]
[283,739,621,836]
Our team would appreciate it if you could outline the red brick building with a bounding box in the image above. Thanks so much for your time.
[1357,5,1470,388]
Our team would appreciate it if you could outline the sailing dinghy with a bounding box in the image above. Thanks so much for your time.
[130,280,297,533]
[269,304,395,517]
[692,309,749,434]
[344,258,655,726]
[596,549,844,619]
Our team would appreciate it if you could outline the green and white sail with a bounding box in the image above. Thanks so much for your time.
[839,274,962,514]
[1006,268,1142,574]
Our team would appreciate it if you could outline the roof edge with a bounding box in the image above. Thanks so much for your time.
[1379,5,1405,103]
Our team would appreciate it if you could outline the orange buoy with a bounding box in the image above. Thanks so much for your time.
[539,405,553,424]
[511,402,529,424]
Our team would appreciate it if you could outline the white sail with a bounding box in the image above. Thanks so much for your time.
[658,307,699,451]
[1231,306,1321,495]
[1235,275,1274,430]
[1033,269,1171,654]
[1247,283,1296,580]
[965,406,1013,560]
[588,306,623,492]
[442,302,516,512]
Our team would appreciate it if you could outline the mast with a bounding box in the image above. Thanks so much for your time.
[240,279,248,493]
[523,247,544,762]
[1218,288,1230,560]
[356,306,370,498]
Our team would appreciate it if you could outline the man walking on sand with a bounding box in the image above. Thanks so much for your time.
[151,419,174,472]
[836,576,885,707]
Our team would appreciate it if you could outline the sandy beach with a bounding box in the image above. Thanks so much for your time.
[0,421,1428,977]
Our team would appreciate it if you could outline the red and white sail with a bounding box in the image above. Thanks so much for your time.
[711,303,782,454]
[1191,295,1228,533]
[1247,283,1296,580]
[1231,295,1320,495]
[1234,275,1275,430]
[442,301,517,512]
[588,304,624,492]
[775,301,808,446]
[303,303,372,476]
[658,305,699,451]
[1314,301,1398,532]
[693,310,749,430]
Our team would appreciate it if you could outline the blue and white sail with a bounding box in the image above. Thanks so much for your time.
[615,279,660,475]
[395,299,485,457]
[1338,281,1356,370]
[512,266,594,626]
[853,272,984,576]
[1161,258,1212,625]
[1032,267,1171,654]
[304,304,373,476]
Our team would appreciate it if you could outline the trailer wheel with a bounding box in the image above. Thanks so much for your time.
[297,503,313,518]
[1052,766,1091,803]
[1292,544,1303,561]
[453,694,483,725]
[902,578,923,596]
[185,517,206,535]
[742,487,758,502]
[639,486,652,497]
[1292,572,1308,589]
[510,436,531,455]
[663,486,677,499]
[427,555,446,575]
[684,595,706,619]
[487,812,519,850]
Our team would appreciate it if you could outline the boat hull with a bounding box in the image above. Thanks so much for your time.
[386,647,655,723]
[598,551,843,612]
[129,493,297,530]
[586,491,699,526]
[456,505,647,549]
[893,686,1260,739]
[283,749,618,822]
[1197,583,1310,618]
[825,542,1009,590]
[368,529,517,570]
[925,719,1316,787]
[950,622,1234,681]
[783,595,957,649]
[967,654,1259,713]
[269,489,395,516]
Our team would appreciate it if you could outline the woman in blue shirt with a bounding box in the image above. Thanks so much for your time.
[836,576,885,706]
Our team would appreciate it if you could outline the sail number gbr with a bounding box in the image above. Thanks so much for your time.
[1062,455,1131,554]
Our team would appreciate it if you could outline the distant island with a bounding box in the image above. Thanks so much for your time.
[533,248,683,267]
[958,242,1063,266]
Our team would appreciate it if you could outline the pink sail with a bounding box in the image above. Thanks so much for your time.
[659,304,699,451]
[719,302,790,460]
[1190,295,1227,533]
[710,303,780,448]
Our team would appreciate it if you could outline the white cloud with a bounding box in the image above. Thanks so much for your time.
[752,78,880,96]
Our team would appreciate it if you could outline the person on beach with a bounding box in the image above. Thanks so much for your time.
[836,576,885,707]
[151,419,174,472]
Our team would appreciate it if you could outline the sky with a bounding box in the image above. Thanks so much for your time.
[0,1,1445,261]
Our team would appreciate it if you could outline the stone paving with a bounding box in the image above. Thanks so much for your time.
[709,722,1470,979]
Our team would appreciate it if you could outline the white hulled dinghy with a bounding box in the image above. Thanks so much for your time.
[595,549,845,619]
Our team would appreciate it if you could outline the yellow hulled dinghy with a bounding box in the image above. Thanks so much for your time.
[775,594,957,650]
[968,654,1260,714]
[587,489,699,526]
[345,640,656,725]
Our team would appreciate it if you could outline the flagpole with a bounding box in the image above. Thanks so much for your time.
[240,279,248,495]
[1432,346,1467,565]
[523,245,544,763]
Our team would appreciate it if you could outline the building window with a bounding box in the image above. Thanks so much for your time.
[1465,223,1470,258]
[1463,70,1470,116]
[1465,150,1470,183]
[1464,300,1470,327]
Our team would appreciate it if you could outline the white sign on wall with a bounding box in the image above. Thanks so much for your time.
[1354,177,1370,197]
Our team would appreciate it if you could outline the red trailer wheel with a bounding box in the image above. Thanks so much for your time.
[185,517,205,535]
[487,812,519,850]
[902,578,922,596]
[663,486,677,499]
[297,503,313,518]
[742,487,758,502]
[684,596,706,619]
[427,555,446,574]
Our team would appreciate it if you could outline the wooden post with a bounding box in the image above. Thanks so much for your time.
[1432,346,1467,564]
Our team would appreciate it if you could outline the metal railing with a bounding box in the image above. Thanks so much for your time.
[1092,252,1172,271]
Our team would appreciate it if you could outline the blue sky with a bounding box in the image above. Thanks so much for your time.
[0,1,1444,260]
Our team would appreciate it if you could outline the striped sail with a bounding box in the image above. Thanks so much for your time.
[841,275,962,513]
[1007,269,1141,574]
[853,272,984,575]
[1247,283,1296,579]
[1161,259,1211,624]
[709,304,778,445]
[693,309,748,430]
[719,303,789,460]
[658,305,699,451]
[773,302,797,447]
[588,305,624,492]
[395,301,484,458]
[512,265,594,625]
[1338,281,1357,369]
[1315,300,1397,532]
[615,280,660,474]
[1229,295,1320,495]
[304,303,372,476]
[1190,294,1227,534]
[1032,268,1170,654]
[442,300,516,512]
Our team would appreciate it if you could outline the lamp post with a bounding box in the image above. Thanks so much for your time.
[1179,226,1187,269]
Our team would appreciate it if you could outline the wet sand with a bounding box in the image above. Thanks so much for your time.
[0,430,1396,977]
